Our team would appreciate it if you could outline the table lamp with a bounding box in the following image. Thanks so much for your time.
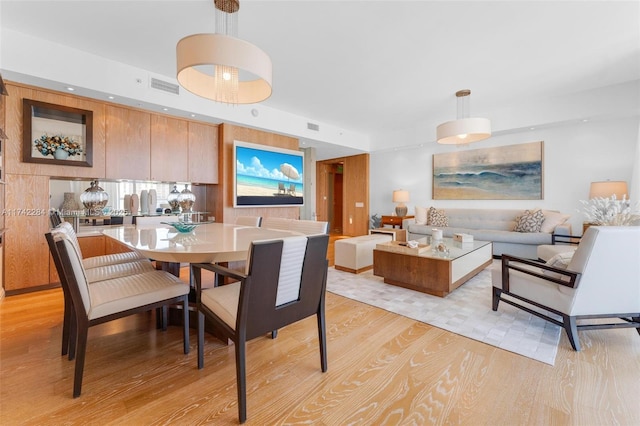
[589,181,628,199]
[392,190,409,217]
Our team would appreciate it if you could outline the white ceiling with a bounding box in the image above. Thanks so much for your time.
[2,0,639,158]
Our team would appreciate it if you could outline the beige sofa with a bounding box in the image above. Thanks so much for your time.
[403,208,572,258]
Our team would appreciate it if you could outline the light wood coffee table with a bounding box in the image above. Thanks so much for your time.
[373,237,492,297]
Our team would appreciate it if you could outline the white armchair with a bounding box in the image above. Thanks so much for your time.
[492,226,640,351]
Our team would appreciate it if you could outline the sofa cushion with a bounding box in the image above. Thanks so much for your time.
[415,206,428,225]
[540,210,571,233]
[514,209,545,232]
[428,207,449,227]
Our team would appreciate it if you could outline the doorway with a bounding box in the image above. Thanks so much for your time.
[327,163,344,234]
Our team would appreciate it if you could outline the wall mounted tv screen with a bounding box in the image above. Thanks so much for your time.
[234,140,304,207]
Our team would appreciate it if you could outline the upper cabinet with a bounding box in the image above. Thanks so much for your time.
[188,122,218,184]
[150,115,188,182]
[105,105,151,180]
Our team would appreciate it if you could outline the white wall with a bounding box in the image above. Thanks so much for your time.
[370,115,640,235]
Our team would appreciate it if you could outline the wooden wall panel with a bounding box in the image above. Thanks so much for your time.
[4,83,107,178]
[342,154,370,236]
[150,115,188,182]
[217,124,299,224]
[4,174,51,292]
[188,122,218,184]
[105,105,151,180]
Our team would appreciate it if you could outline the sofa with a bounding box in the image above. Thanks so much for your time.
[403,207,572,258]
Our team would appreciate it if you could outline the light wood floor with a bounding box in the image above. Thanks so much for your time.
[2,265,640,424]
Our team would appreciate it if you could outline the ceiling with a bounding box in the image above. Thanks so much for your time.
[2,1,639,158]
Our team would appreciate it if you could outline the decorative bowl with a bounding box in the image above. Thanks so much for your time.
[162,221,199,233]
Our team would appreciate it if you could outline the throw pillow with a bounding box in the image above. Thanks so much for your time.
[543,251,574,281]
[415,206,428,225]
[540,210,571,233]
[428,207,449,227]
[513,209,545,232]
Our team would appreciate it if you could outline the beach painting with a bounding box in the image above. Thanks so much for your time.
[234,140,304,207]
[433,141,543,200]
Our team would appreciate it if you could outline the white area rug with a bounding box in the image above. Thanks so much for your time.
[326,261,561,365]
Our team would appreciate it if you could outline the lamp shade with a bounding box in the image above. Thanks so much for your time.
[589,181,628,199]
[436,117,492,144]
[176,33,272,104]
[392,190,410,203]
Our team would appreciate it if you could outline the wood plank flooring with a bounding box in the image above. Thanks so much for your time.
[1,264,640,424]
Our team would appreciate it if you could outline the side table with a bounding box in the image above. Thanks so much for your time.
[380,215,413,229]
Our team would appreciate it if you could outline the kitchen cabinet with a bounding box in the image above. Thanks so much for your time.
[188,122,218,184]
[151,115,188,182]
[105,106,151,180]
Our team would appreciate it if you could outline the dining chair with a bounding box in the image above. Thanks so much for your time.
[51,222,154,356]
[235,216,262,227]
[191,233,329,423]
[47,229,190,397]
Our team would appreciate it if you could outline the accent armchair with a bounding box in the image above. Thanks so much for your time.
[492,226,640,351]
[191,234,329,423]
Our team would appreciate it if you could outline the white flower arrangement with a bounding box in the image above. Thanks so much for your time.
[579,195,639,226]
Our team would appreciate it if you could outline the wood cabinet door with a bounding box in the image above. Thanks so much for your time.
[4,174,51,291]
[105,106,151,180]
[188,122,218,184]
[77,235,106,259]
[105,237,135,255]
[151,115,188,182]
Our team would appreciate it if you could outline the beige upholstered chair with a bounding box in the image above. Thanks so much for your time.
[47,230,190,397]
[260,216,292,230]
[234,216,262,227]
[191,234,329,423]
[288,219,329,235]
[52,222,154,356]
[493,226,640,351]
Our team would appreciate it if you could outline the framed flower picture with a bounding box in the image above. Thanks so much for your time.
[22,99,93,167]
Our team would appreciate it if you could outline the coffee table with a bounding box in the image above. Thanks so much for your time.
[373,237,492,297]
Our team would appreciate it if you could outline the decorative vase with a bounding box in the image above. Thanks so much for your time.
[60,192,79,212]
[178,184,196,213]
[80,180,109,215]
[167,185,181,213]
[53,148,69,160]
[140,190,149,214]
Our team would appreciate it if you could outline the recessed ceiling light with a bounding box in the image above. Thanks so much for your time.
[108,96,114,100]
[66,87,75,91]
[163,108,169,111]
[530,127,535,130]
[190,114,196,118]
[582,119,589,122]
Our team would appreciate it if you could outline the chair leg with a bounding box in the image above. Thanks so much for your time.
[317,311,328,372]
[68,310,78,361]
[271,330,278,339]
[73,324,89,398]
[492,287,502,311]
[182,297,190,354]
[563,315,581,351]
[197,311,205,369]
[235,339,247,424]
[61,297,72,356]
[161,306,168,331]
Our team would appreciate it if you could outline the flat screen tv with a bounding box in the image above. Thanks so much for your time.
[233,140,304,207]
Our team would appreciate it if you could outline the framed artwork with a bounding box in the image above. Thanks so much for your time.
[23,99,93,167]
[432,141,544,200]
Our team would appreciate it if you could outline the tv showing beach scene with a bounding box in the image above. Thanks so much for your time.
[234,140,304,207]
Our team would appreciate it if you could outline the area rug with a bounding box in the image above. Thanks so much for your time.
[326,261,561,365]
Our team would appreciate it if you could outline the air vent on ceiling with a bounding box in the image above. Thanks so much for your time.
[150,78,180,95]
[307,122,320,131]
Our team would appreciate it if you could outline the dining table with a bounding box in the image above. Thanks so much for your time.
[102,222,302,266]
[102,222,303,341]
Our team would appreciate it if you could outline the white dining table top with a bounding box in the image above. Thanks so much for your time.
[102,223,302,264]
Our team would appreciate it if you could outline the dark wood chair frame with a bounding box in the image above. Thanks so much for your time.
[494,254,640,351]
[46,232,190,397]
[191,234,329,423]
